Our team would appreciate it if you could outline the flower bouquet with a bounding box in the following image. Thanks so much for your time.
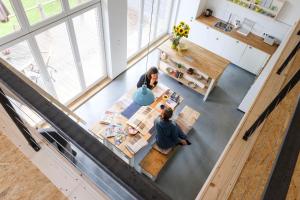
[171,21,190,50]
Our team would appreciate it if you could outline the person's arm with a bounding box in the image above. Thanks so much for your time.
[137,75,145,88]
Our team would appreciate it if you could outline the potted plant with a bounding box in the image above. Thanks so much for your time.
[171,21,190,50]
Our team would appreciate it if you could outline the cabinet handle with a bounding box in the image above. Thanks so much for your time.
[206,26,209,29]
[249,46,253,49]
[236,40,239,43]
[216,38,219,40]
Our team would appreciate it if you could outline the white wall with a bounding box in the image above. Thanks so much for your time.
[205,0,300,41]
[102,0,127,79]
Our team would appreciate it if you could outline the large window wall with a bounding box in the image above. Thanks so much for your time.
[127,0,174,59]
[0,0,106,104]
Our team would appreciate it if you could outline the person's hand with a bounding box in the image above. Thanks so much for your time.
[180,139,187,145]
[150,78,157,87]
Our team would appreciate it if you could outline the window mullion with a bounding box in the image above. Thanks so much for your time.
[11,0,31,32]
[137,0,144,50]
[65,18,86,90]
[167,0,176,33]
[96,5,107,76]
[27,37,57,97]
[152,0,159,39]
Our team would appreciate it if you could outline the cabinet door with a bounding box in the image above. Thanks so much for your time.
[206,27,223,55]
[218,34,247,65]
[189,21,209,48]
[238,46,270,75]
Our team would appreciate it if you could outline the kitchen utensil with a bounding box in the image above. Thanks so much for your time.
[204,9,213,17]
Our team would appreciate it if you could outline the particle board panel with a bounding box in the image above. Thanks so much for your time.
[228,83,300,200]
[196,20,300,200]
[286,153,300,200]
[0,132,66,200]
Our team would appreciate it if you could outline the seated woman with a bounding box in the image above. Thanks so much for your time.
[137,67,158,89]
[154,107,190,152]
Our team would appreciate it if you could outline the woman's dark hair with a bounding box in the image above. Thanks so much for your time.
[146,66,158,79]
[161,107,173,121]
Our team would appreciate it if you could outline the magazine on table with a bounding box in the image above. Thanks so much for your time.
[125,134,148,154]
[104,124,125,138]
[152,84,169,98]
[100,111,116,125]
[127,106,159,135]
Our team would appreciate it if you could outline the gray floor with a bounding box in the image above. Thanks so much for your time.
[74,50,255,200]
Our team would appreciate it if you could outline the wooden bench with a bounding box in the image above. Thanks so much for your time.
[140,106,200,181]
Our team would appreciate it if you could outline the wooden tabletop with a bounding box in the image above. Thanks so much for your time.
[158,39,230,80]
[89,85,183,159]
[196,15,278,55]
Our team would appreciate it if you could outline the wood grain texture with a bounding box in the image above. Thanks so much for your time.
[196,20,300,200]
[0,132,66,200]
[228,83,300,200]
[158,39,230,80]
[196,15,278,55]
[287,154,300,200]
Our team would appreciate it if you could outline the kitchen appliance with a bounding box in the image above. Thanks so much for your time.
[264,34,275,46]
[204,9,213,17]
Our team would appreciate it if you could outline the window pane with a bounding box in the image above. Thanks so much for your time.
[0,41,47,90]
[0,0,20,38]
[73,8,105,87]
[141,0,158,48]
[127,0,140,58]
[35,23,81,103]
[21,0,62,25]
[156,0,172,37]
[68,0,91,8]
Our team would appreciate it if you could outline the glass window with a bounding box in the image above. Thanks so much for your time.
[127,0,140,58]
[156,0,172,37]
[0,41,47,90]
[0,0,20,38]
[20,0,62,25]
[35,23,81,103]
[73,8,105,87]
[68,0,91,8]
[141,0,158,48]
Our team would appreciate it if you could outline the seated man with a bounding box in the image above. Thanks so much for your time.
[154,107,191,153]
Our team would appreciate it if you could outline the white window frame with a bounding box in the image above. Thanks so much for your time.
[0,1,107,104]
[127,0,175,60]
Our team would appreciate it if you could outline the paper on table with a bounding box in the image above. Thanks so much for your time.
[125,134,148,154]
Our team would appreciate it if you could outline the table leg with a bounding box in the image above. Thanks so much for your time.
[203,79,215,101]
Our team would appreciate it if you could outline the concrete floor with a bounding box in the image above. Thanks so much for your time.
[74,50,255,200]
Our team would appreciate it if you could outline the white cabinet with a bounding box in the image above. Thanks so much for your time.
[188,21,270,75]
[189,21,210,47]
[238,46,270,75]
[218,35,247,65]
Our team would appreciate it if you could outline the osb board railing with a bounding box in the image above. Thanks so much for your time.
[0,131,66,199]
[286,154,300,199]
[196,20,300,200]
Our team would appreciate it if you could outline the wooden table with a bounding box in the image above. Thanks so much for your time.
[158,39,230,101]
[89,85,183,166]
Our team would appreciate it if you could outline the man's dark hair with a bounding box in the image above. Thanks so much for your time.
[161,107,173,121]
[146,66,158,79]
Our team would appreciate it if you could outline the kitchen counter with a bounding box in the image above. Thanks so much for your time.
[196,15,278,55]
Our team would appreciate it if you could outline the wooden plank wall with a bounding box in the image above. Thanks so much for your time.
[286,154,300,200]
[0,131,66,200]
[196,20,300,200]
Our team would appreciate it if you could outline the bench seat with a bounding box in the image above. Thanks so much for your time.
[140,106,200,181]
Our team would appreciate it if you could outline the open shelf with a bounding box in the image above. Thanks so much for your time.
[227,0,285,19]
[159,60,207,95]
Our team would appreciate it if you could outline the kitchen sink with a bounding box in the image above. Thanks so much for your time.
[214,21,233,32]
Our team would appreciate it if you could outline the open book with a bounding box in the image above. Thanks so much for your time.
[127,106,160,135]
[125,134,148,154]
